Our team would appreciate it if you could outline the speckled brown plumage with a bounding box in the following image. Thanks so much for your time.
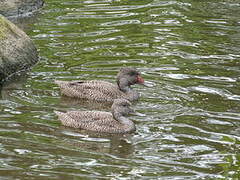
[55,99,136,134]
[54,68,144,102]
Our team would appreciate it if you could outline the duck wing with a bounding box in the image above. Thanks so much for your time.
[55,80,125,101]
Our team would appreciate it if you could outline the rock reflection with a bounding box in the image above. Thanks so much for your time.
[0,74,28,99]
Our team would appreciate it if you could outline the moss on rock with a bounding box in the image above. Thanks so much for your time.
[0,16,8,39]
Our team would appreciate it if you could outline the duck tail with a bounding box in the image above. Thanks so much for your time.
[54,80,67,86]
[54,110,65,117]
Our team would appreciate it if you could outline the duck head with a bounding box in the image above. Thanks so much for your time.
[117,68,145,92]
[111,99,134,118]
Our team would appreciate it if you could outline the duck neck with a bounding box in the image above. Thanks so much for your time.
[113,112,136,132]
[117,79,139,101]
[117,78,131,93]
[125,90,139,101]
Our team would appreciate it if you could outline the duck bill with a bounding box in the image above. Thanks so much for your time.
[129,108,136,115]
[129,109,146,117]
[136,75,145,84]
[136,75,148,86]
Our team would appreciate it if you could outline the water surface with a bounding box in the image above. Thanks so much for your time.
[1,0,240,179]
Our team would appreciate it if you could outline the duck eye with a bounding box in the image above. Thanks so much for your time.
[129,71,137,76]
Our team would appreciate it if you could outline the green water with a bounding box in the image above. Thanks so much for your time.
[1,0,240,179]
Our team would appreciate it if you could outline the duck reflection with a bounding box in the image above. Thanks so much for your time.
[59,96,112,111]
[58,126,135,158]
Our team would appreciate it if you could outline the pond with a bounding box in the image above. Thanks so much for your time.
[1,0,240,179]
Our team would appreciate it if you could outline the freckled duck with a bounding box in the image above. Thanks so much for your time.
[54,68,145,102]
[54,99,136,134]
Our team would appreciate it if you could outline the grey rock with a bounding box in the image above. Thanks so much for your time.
[0,0,44,17]
[0,15,38,82]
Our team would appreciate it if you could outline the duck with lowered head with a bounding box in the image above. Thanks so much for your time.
[55,99,136,134]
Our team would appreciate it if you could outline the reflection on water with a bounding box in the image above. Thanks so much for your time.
[0,0,240,179]
[59,96,112,110]
[59,127,135,158]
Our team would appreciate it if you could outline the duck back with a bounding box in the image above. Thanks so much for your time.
[55,111,132,133]
[55,80,125,102]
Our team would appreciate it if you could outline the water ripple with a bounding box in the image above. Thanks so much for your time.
[1,0,240,179]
